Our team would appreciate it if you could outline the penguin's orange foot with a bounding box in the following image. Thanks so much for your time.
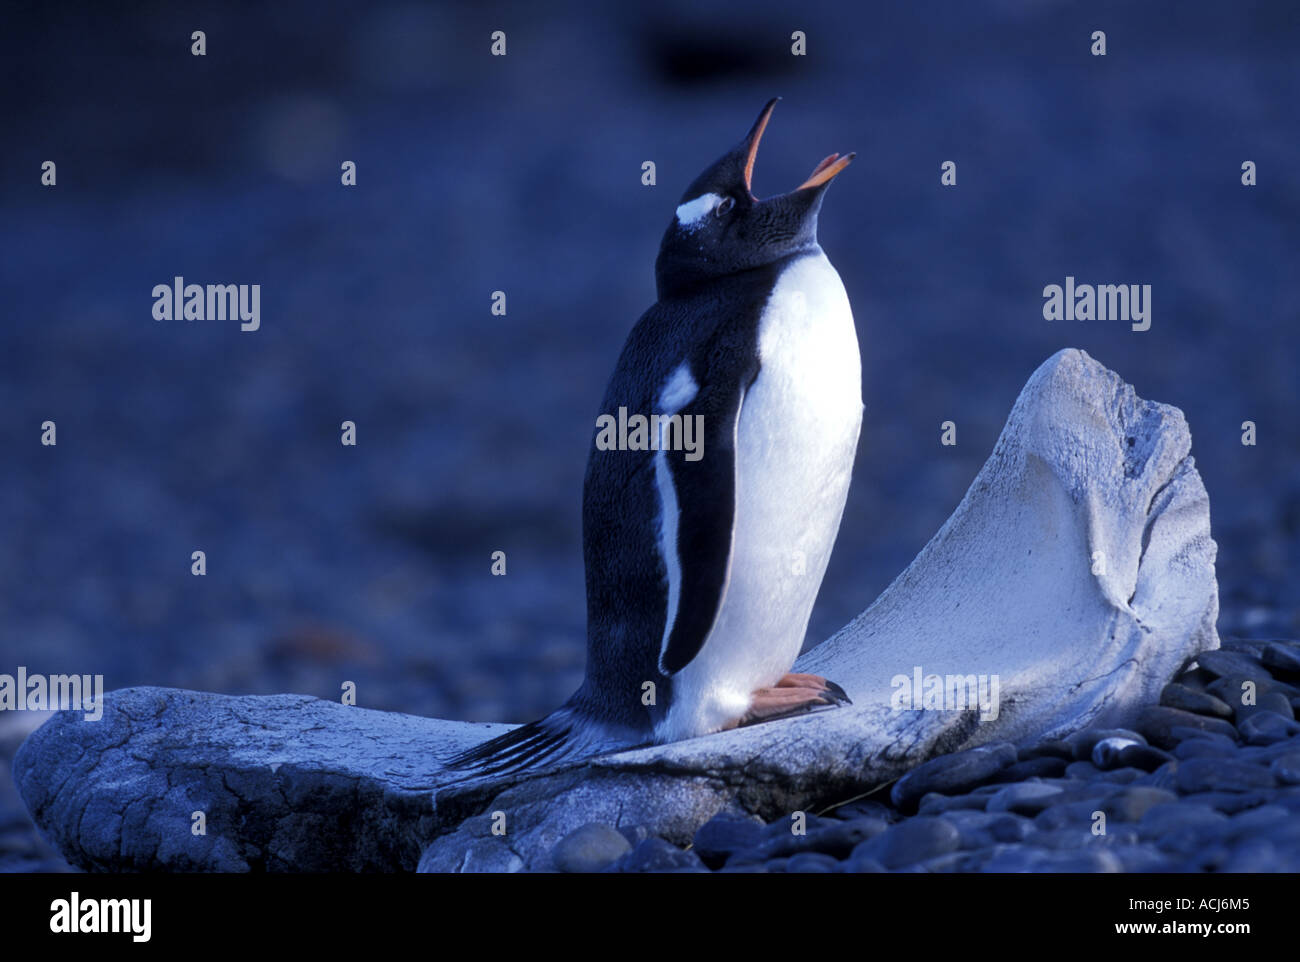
[737,673,851,727]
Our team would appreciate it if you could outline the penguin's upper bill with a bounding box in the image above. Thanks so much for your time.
[655,97,854,298]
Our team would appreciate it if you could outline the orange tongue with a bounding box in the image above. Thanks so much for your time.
[797,152,855,190]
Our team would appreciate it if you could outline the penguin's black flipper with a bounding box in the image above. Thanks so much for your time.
[657,381,747,675]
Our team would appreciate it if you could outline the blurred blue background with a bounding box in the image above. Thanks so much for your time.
[1,0,1297,731]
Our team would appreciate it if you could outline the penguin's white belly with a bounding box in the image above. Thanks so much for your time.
[659,249,862,741]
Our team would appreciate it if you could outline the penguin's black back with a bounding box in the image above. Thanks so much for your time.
[574,260,791,731]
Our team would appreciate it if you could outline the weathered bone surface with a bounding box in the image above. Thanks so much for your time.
[15,349,1219,871]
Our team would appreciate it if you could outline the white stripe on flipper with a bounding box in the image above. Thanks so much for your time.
[654,362,699,670]
[674,193,722,231]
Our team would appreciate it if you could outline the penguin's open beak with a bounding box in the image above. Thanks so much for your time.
[741,98,854,197]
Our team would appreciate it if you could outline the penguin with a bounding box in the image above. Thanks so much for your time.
[450,99,861,775]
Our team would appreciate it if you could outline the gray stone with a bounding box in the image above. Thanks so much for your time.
[1108,845,1177,872]
[1117,745,1174,772]
[1136,706,1239,749]
[1065,761,1104,780]
[1239,711,1300,746]
[1181,791,1272,815]
[843,853,886,873]
[1173,732,1238,760]
[1262,643,1300,675]
[1159,683,1232,718]
[851,816,960,870]
[1207,675,1294,708]
[1235,691,1295,723]
[1174,757,1276,794]
[606,838,707,873]
[1196,650,1270,681]
[1219,838,1298,872]
[1139,803,1229,850]
[785,852,841,873]
[980,846,1122,873]
[917,792,989,815]
[889,744,1016,812]
[988,814,1034,843]
[552,823,631,873]
[1016,740,1074,762]
[1102,786,1179,822]
[1091,736,1143,769]
[692,813,764,867]
[1222,804,1291,842]
[826,800,897,822]
[993,756,1069,782]
[1270,752,1300,785]
[757,818,888,860]
[986,782,1064,815]
[1069,728,1146,761]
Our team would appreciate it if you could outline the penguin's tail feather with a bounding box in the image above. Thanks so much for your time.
[444,716,575,777]
[445,705,629,778]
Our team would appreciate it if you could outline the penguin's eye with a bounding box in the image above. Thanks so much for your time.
[714,196,735,218]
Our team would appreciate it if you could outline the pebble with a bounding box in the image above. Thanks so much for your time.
[980,846,1122,873]
[1136,705,1239,749]
[1101,786,1178,822]
[851,816,960,870]
[1221,804,1291,841]
[1034,800,1106,832]
[1160,682,1233,718]
[1196,649,1270,680]
[754,816,889,861]
[842,853,886,873]
[1262,642,1300,675]
[989,814,1034,842]
[1235,691,1295,723]
[606,838,707,873]
[1270,751,1300,785]
[1207,675,1290,708]
[784,852,841,873]
[826,800,897,823]
[552,822,631,872]
[691,813,764,868]
[889,743,1015,811]
[991,756,1069,782]
[1016,739,1074,762]
[1219,838,1300,872]
[1180,791,1272,814]
[1065,760,1103,780]
[1117,745,1174,772]
[1175,757,1276,793]
[1239,711,1300,746]
[1067,728,1146,760]
[1173,732,1239,759]
[1091,737,1142,770]
[917,791,988,815]
[986,782,1064,815]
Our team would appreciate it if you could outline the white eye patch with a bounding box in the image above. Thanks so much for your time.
[674,192,724,230]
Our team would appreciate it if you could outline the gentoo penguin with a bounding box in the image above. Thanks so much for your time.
[450,99,861,774]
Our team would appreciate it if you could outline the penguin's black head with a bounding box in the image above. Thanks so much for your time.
[654,98,853,299]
